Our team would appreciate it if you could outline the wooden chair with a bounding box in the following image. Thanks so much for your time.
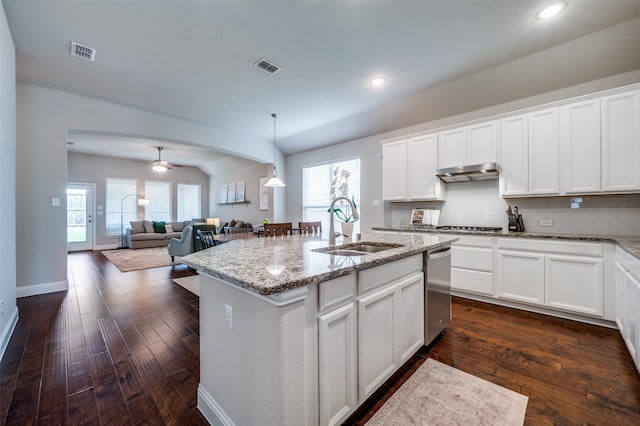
[298,221,322,235]
[263,222,293,237]
[197,229,217,249]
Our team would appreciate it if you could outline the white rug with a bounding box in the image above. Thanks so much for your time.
[366,358,528,425]
[172,275,200,296]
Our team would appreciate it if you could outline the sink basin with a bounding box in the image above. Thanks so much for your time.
[312,242,403,256]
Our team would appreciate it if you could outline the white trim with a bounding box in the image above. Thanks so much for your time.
[94,243,119,251]
[197,384,235,426]
[16,280,68,298]
[0,307,18,361]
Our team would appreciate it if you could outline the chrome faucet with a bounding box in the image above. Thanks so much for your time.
[329,196,359,246]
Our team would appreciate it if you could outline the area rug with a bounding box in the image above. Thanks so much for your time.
[101,247,178,272]
[366,358,528,425]
[172,275,199,296]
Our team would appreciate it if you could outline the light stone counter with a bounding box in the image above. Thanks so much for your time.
[373,227,640,260]
[181,232,457,295]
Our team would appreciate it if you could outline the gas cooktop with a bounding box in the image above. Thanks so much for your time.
[435,225,503,232]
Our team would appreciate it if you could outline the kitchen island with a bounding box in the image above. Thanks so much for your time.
[181,232,457,426]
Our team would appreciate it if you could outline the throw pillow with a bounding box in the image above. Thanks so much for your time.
[165,224,174,233]
[172,222,184,232]
[153,221,166,233]
[130,221,144,234]
[143,220,154,233]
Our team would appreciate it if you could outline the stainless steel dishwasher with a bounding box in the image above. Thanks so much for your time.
[424,246,452,345]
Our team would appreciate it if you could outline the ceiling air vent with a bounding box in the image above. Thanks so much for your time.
[254,58,281,75]
[70,42,96,61]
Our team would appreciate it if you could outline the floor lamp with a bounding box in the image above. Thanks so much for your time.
[120,194,150,249]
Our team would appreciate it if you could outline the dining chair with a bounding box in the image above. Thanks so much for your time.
[197,229,217,249]
[298,221,322,235]
[263,222,294,236]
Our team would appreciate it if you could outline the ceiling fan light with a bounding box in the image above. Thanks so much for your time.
[152,162,167,173]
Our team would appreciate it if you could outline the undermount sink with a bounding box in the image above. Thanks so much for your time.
[313,242,403,256]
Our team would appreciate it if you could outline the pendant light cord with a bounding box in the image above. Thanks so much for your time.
[272,113,278,175]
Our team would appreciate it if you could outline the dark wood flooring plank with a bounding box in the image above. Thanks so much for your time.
[68,388,100,425]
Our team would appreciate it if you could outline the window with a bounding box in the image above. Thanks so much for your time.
[144,181,171,221]
[303,158,360,235]
[106,178,137,235]
[177,183,201,222]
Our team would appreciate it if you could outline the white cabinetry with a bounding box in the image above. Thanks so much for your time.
[451,236,494,296]
[357,255,424,401]
[528,108,560,195]
[318,275,357,426]
[496,239,605,317]
[615,247,640,373]
[560,99,602,194]
[438,121,498,168]
[602,90,640,192]
[382,136,444,201]
[499,114,529,196]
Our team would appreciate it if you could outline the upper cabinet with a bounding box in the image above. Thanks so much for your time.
[499,114,528,197]
[560,99,602,194]
[528,108,560,195]
[438,121,498,169]
[602,90,640,192]
[382,135,444,201]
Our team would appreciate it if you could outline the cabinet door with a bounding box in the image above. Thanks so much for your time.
[467,121,498,165]
[438,128,466,168]
[382,140,407,200]
[545,255,604,317]
[500,115,529,197]
[602,91,640,192]
[616,262,628,336]
[407,134,443,200]
[358,285,397,402]
[560,99,602,194]
[397,272,424,364]
[319,303,357,426]
[626,272,640,364]
[528,108,560,195]
[496,250,545,305]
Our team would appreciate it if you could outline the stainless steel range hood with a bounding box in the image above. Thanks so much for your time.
[435,162,499,183]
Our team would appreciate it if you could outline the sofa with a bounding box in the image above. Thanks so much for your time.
[125,220,187,249]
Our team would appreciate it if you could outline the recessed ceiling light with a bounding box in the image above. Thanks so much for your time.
[371,77,385,87]
[536,1,566,19]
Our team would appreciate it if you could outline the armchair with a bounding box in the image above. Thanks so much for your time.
[167,225,194,262]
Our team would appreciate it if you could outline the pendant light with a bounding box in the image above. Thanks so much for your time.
[265,113,285,187]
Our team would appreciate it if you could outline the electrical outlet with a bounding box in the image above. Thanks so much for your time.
[539,219,553,227]
[1,300,4,317]
[224,304,234,333]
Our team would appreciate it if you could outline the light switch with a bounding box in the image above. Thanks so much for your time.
[51,197,61,207]
[372,199,380,207]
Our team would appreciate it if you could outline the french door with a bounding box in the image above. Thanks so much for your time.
[67,183,95,251]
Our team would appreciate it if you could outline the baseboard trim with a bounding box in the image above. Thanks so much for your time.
[0,307,19,361]
[95,243,119,251]
[16,280,68,298]
[197,384,235,426]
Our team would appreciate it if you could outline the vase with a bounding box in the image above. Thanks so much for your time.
[341,222,354,238]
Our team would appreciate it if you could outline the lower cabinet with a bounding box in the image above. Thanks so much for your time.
[495,239,606,318]
[317,255,425,425]
[451,236,494,296]
[616,247,640,372]
[318,303,357,426]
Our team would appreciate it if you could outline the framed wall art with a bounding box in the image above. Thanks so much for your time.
[259,176,268,210]
[227,182,236,203]
[219,184,227,204]
[236,181,245,202]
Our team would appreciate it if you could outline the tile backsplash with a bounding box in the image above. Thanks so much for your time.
[386,181,640,236]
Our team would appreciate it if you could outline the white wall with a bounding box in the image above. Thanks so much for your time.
[15,83,284,294]
[0,2,17,358]
[68,152,210,248]
[286,71,640,237]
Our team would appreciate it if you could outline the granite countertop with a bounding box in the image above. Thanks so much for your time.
[181,232,458,296]
[372,227,640,260]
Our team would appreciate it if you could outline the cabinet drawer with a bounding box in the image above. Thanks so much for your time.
[451,246,493,272]
[452,268,493,296]
[358,254,422,295]
[497,238,603,257]
[319,275,356,313]
[453,235,494,248]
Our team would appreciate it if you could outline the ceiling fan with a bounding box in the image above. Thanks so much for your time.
[135,147,182,172]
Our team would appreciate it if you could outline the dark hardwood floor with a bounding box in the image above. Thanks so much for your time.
[2,249,640,425]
